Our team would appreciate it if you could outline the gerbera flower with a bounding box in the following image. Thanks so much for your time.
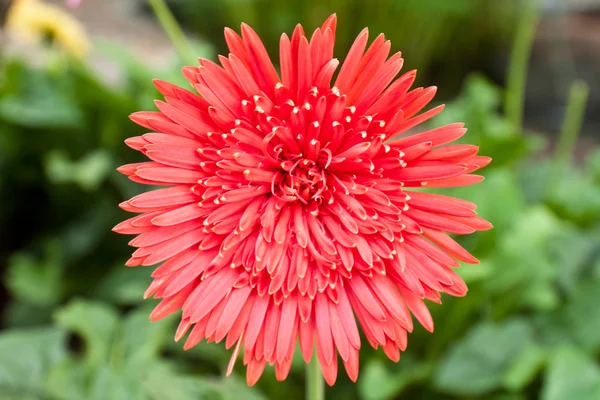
[4,0,89,58]
[114,14,492,386]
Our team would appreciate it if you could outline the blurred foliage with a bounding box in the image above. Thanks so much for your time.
[1,4,600,400]
[164,0,519,94]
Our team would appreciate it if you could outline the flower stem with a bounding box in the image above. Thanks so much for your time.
[547,80,589,197]
[306,356,325,400]
[147,0,196,65]
[553,81,589,166]
[504,0,541,134]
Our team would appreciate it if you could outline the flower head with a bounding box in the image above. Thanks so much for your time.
[115,14,492,386]
[5,0,89,57]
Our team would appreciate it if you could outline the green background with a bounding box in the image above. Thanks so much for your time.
[1,0,600,399]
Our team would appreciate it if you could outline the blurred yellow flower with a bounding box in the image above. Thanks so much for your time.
[5,0,90,57]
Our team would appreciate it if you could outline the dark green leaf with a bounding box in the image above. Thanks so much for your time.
[140,363,224,400]
[0,328,67,398]
[434,319,534,395]
[120,308,173,369]
[5,242,63,306]
[53,300,120,366]
[0,59,83,128]
[46,358,89,400]
[503,344,546,392]
[542,346,600,400]
[89,366,145,400]
[45,150,113,192]
[94,266,151,305]
[563,278,600,352]
[359,359,431,400]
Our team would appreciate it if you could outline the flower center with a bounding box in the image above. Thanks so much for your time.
[279,158,327,203]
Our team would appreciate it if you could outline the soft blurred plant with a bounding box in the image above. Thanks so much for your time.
[165,0,519,93]
[1,1,599,399]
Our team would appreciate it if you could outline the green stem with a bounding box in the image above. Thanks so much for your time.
[306,356,325,400]
[147,0,196,65]
[554,81,589,166]
[504,0,541,134]
[547,80,589,196]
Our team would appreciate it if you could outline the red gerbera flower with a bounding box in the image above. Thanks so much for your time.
[114,14,492,386]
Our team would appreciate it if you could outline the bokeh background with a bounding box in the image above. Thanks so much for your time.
[1,0,599,399]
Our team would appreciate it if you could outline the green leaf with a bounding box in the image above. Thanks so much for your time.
[5,242,63,306]
[46,358,89,400]
[165,337,232,366]
[484,206,561,302]
[548,171,600,225]
[479,206,573,315]
[0,328,67,398]
[433,319,534,396]
[58,198,117,264]
[140,363,224,400]
[434,74,535,166]
[549,228,600,294]
[46,150,113,192]
[0,59,83,128]
[594,258,600,279]
[542,346,600,400]
[359,358,431,400]
[54,300,120,366]
[215,376,269,400]
[457,258,493,284]
[503,344,546,392]
[489,396,528,400]
[94,266,151,305]
[74,151,114,191]
[120,308,173,369]
[518,159,551,203]
[563,278,600,352]
[500,206,561,252]
[1,301,55,328]
[450,169,526,236]
[520,281,559,311]
[89,366,145,400]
